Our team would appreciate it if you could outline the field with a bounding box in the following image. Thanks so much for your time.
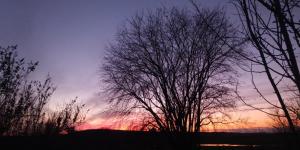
[0,130,298,150]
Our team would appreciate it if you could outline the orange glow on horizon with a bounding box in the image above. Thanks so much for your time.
[76,111,275,132]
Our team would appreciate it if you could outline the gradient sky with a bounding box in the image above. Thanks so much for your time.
[0,0,277,130]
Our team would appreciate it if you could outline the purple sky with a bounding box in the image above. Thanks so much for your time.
[1,0,274,129]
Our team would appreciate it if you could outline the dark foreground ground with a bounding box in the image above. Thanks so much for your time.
[0,130,298,150]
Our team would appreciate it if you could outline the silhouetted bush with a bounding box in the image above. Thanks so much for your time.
[43,98,88,135]
[0,46,87,136]
[271,99,300,133]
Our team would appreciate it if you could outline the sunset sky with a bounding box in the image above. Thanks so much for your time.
[0,0,279,131]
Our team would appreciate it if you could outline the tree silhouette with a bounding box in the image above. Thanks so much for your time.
[234,0,300,134]
[102,6,244,133]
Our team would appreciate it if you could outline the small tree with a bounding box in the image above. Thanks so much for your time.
[102,6,243,133]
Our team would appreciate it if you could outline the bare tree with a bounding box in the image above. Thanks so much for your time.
[234,0,300,134]
[102,6,243,133]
